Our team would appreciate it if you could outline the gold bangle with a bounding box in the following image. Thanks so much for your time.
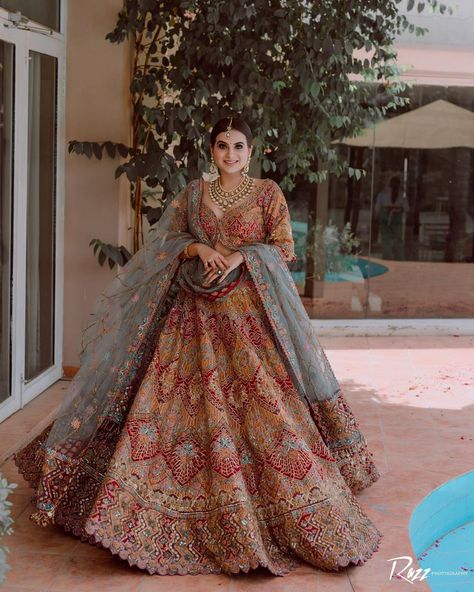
[184,243,195,259]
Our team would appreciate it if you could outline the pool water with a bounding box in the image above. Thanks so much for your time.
[291,257,389,284]
[419,521,474,589]
[356,257,389,279]
[410,471,474,591]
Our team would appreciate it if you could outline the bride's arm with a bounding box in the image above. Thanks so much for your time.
[262,181,297,263]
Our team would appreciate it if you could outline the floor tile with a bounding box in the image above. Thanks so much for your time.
[3,552,67,589]
[48,555,143,592]
[1,337,472,591]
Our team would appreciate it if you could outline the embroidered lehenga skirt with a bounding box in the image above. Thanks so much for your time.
[16,268,381,576]
[15,178,382,576]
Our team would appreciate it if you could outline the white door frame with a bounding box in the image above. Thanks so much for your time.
[0,1,67,422]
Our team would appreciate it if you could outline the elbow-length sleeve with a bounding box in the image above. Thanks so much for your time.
[262,181,297,263]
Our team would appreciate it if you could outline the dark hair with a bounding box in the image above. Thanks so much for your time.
[210,116,253,147]
[389,176,401,204]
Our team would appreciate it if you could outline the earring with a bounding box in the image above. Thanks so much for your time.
[242,156,250,176]
[209,157,217,175]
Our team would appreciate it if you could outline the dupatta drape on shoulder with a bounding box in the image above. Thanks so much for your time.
[19,177,341,524]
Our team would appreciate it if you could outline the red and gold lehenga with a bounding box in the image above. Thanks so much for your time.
[15,177,382,576]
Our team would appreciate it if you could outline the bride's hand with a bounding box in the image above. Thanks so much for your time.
[203,251,244,286]
[196,244,230,275]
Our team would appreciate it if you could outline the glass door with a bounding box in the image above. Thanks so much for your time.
[0,40,14,411]
[0,5,65,422]
[25,51,57,382]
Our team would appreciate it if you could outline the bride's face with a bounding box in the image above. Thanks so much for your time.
[210,129,252,175]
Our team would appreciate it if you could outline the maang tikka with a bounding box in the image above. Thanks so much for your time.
[225,117,233,138]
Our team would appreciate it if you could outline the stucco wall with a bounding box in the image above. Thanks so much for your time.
[395,0,474,87]
[397,0,474,48]
[63,0,132,367]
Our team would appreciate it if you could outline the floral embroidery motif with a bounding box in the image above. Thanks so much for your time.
[266,429,314,480]
[126,416,161,461]
[163,435,207,486]
[210,427,241,478]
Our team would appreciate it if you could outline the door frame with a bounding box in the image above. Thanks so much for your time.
[0,1,67,422]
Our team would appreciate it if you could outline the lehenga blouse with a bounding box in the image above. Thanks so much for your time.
[197,177,297,263]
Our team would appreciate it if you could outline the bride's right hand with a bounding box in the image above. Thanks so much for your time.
[196,244,230,274]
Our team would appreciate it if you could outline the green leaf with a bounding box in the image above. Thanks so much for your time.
[104,141,116,158]
[83,143,93,159]
[114,165,125,179]
[98,249,106,267]
[310,81,321,98]
[117,144,130,158]
[92,143,102,160]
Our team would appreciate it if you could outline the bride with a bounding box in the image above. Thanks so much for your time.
[15,115,382,576]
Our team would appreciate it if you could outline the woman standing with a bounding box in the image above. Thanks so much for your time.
[375,176,410,260]
[15,116,382,576]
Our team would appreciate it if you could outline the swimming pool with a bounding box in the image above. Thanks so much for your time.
[409,470,474,591]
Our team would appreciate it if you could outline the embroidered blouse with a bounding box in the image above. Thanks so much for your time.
[198,177,296,263]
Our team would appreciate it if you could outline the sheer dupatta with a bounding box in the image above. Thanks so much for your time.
[16,177,343,527]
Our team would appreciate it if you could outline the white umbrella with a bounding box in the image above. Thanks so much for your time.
[334,99,474,149]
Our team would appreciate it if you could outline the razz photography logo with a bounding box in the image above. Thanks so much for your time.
[387,556,431,584]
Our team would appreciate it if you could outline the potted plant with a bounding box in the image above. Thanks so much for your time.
[316,221,363,282]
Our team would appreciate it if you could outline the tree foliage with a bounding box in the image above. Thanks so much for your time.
[69,0,450,267]
[0,473,16,584]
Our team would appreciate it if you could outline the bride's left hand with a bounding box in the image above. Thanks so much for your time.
[203,251,244,286]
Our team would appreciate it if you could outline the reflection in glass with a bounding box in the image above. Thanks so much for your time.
[329,84,474,319]
[0,41,14,403]
[25,51,57,381]
[368,92,474,265]
[0,0,60,31]
[286,84,474,320]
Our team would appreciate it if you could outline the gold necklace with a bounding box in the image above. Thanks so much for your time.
[208,174,254,212]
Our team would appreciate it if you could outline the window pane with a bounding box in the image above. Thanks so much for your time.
[0,41,14,403]
[25,51,57,381]
[291,82,474,320]
[0,0,60,31]
[368,85,474,318]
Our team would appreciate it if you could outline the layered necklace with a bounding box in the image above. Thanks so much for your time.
[208,173,254,212]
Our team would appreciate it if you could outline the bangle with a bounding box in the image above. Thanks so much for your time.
[183,243,196,259]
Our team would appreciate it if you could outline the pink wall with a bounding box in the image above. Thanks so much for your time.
[63,0,132,367]
[395,45,474,87]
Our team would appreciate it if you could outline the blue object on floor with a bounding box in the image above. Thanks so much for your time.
[409,470,474,591]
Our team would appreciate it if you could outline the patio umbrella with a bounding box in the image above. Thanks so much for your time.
[334,99,474,149]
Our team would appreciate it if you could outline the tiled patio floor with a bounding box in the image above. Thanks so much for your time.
[1,335,473,592]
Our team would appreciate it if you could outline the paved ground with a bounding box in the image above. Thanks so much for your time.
[1,335,473,592]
